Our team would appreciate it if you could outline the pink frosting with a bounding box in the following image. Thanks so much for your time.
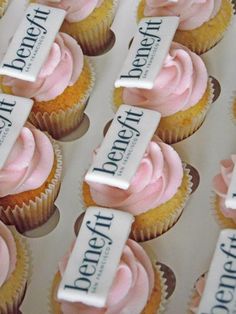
[122,42,208,117]
[2,32,84,102]
[35,0,103,22]
[143,0,222,30]
[212,155,236,222]
[86,136,183,215]
[0,123,54,197]
[56,239,154,314]
[0,221,17,288]
[189,274,207,313]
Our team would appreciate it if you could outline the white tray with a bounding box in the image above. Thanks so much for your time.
[0,1,235,313]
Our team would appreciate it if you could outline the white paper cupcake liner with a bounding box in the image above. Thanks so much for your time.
[0,141,63,233]
[153,263,168,314]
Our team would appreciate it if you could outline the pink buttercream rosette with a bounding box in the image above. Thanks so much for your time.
[0,222,29,313]
[212,155,236,228]
[50,239,168,314]
[0,124,63,232]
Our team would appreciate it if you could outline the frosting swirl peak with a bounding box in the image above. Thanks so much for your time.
[143,0,221,30]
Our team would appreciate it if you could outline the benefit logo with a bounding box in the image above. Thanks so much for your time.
[115,16,179,89]
[0,4,66,81]
[2,6,51,73]
[57,207,134,307]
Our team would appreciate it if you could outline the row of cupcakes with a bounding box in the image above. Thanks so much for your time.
[1,0,232,144]
[1,0,118,56]
[3,0,232,56]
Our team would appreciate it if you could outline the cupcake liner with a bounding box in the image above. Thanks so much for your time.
[143,263,168,314]
[231,91,236,122]
[0,0,8,17]
[0,141,63,233]
[131,163,193,242]
[212,194,236,229]
[61,0,118,56]
[49,272,61,314]
[136,0,234,55]
[29,59,95,140]
[0,228,29,314]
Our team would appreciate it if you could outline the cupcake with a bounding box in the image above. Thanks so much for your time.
[114,42,216,144]
[212,155,236,228]
[83,135,193,242]
[1,32,95,139]
[32,0,117,56]
[51,238,168,314]
[0,221,29,313]
[137,0,234,54]
[0,0,8,17]
[189,274,207,314]
[0,123,62,233]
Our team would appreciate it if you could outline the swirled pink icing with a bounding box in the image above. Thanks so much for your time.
[86,136,183,215]
[35,0,103,22]
[122,42,208,117]
[143,0,221,30]
[2,32,84,102]
[0,123,54,197]
[212,155,236,222]
[189,274,207,313]
[56,239,155,314]
[0,221,17,288]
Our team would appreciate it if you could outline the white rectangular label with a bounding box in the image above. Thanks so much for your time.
[57,207,134,307]
[0,94,33,169]
[225,163,236,209]
[197,229,236,314]
[85,105,161,189]
[0,4,66,81]
[115,16,179,89]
